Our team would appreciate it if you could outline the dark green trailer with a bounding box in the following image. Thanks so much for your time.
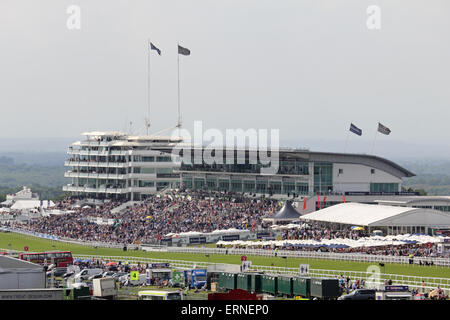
[310,278,340,300]
[261,274,278,296]
[218,272,237,291]
[250,274,263,294]
[292,277,311,298]
[236,273,252,292]
[277,275,293,296]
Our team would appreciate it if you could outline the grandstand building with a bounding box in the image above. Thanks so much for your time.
[63,132,431,210]
[63,132,182,200]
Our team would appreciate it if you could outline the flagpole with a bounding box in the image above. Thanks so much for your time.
[344,123,351,153]
[147,39,151,135]
[371,122,378,154]
[177,43,181,135]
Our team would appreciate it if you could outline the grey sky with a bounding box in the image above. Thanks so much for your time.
[0,0,449,158]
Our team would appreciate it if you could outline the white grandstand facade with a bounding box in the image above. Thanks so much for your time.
[63,131,182,201]
[63,131,421,206]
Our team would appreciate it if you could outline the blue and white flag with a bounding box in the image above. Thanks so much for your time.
[150,42,161,55]
[349,123,362,136]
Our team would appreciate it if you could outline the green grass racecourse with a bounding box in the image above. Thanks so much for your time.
[1,232,450,278]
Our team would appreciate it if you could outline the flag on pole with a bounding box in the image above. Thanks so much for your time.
[303,197,307,210]
[178,45,191,56]
[377,122,391,135]
[349,123,362,136]
[342,194,346,203]
[322,196,327,209]
[150,42,161,55]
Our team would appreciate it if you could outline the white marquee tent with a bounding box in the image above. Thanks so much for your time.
[10,200,55,210]
[299,202,450,233]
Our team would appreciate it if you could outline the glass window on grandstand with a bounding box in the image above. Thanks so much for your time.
[156,181,169,190]
[194,179,205,190]
[296,183,309,195]
[243,181,255,193]
[139,180,155,188]
[434,206,450,212]
[156,156,171,162]
[314,163,333,194]
[370,183,399,193]
[269,182,281,194]
[256,181,267,193]
[206,178,217,189]
[182,177,193,189]
[218,179,230,191]
[283,182,295,194]
[231,180,243,192]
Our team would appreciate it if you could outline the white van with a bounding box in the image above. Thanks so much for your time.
[75,268,104,281]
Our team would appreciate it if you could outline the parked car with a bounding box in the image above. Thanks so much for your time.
[74,268,104,281]
[102,271,116,278]
[62,271,75,279]
[46,267,68,277]
[338,289,376,300]
[88,273,104,281]
[112,272,128,281]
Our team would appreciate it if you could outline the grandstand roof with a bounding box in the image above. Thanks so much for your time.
[300,151,414,178]
[180,147,415,178]
[299,202,450,227]
[376,196,450,206]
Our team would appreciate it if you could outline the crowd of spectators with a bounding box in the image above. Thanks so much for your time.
[3,190,445,258]
[11,190,279,244]
[276,223,441,257]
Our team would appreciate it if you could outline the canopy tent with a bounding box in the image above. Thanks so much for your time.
[0,200,13,207]
[263,201,300,223]
[10,200,55,210]
[300,203,450,230]
[271,223,303,230]
[170,228,250,238]
[216,233,448,249]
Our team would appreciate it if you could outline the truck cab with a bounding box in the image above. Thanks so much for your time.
[184,269,207,289]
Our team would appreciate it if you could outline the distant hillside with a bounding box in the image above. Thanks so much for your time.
[398,159,450,196]
[0,163,67,201]
[0,152,67,166]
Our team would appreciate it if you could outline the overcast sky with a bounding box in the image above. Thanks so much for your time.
[0,1,449,158]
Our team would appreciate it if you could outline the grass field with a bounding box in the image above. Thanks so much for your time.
[1,232,450,278]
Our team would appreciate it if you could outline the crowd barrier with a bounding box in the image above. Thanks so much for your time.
[5,227,450,267]
[162,246,450,267]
